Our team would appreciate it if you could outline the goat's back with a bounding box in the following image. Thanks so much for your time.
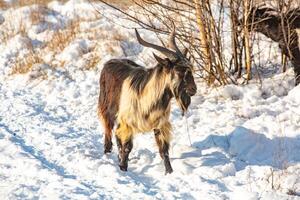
[98,59,145,126]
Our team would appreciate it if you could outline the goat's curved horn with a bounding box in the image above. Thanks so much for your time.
[168,23,185,58]
[135,29,178,59]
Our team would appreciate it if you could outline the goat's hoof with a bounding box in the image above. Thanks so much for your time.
[104,146,112,154]
[165,167,173,175]
[104,149,111,154]
[119,165,128,171]
[104,144,112,154]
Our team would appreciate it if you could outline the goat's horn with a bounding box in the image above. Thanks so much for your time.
[135,28,178,59]
[168,22,185,58]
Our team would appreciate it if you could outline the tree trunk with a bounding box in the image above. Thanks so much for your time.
[230,0,240,78]
[193,0,213,84]
[243,0,252,82]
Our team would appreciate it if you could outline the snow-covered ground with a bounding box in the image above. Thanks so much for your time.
[0,0,300,199]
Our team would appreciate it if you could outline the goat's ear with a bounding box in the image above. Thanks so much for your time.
[153,53,165,64]
[153,53,173,70]
[183,48,188,57]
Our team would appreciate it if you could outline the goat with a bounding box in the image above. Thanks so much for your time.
[244,6,300,85]
[98,27,197,174]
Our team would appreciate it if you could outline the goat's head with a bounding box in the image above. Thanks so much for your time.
[135,27,197,114]
[239,6,279,32]
[237,6,284,42]
[248,7,276,21]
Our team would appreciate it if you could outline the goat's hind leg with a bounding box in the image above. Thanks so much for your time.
[116,125,133,171]
[154,127,173,174]
[99,113,114,154]
[104,127,113,154]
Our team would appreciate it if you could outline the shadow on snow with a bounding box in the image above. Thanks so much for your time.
[187,126,300,171]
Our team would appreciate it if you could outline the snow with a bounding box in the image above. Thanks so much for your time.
[0,0,300,199]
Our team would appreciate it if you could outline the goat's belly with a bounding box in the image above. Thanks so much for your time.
[118,110,170,133]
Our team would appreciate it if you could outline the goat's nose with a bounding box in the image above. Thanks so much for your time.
[187,85,197,96]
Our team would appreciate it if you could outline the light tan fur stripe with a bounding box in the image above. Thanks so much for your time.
[117,68,172,139]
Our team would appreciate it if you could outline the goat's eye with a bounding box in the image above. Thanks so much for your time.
[184,70,192,79]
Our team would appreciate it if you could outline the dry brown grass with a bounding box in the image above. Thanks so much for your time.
[84,53,101,70]
[84,26,125,41]
[0,0,133,9]
[46,20,79,52]
[29,5,49,25]
[11,51,43,74]
[1,0,128,77]
[0,0,6,9]
[0,19,27,44]
[0,0,67,9]
[8,33,42,75]
[106,44,119,55]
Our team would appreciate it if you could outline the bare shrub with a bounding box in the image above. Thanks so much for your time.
[96,0,234,85]
[46,20,79,53]
[1,0,67,9]
[29,5,49,25]
[11,51,43,75]
[83,53,101,70]
[0,1,7,9]
[0,0,131,10]
[0,19,27,44]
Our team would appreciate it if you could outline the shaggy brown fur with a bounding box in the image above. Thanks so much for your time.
[245,7,300,85]
[98,27,196,174]
[98,57,196,174]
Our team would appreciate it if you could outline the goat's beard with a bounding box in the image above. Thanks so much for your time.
[177,91,191,115]
[173,83,191,116]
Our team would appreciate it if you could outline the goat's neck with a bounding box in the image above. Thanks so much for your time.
[140,66,171,112]
[258,26,281,42]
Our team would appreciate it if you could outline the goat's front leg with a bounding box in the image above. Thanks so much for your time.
[154,126,173,174]
[116,124,133,171]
